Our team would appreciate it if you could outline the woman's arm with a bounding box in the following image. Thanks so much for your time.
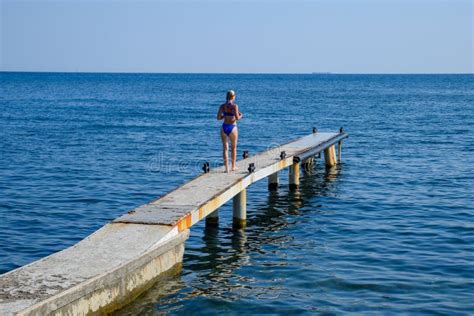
[217,104,224,120]
[234,104,243,120]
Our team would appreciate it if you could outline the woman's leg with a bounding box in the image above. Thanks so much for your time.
[221,128,229,173]
[229,127,238,171]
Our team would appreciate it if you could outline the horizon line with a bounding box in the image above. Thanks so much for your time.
[1,70,473,75]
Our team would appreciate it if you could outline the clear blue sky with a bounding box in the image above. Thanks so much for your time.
[1,0,472,73]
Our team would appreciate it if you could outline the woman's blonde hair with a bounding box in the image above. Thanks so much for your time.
[226,90,236,102]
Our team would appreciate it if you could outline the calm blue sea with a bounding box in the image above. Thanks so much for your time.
[1,72,473,314]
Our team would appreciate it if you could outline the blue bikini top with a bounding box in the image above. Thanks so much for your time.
[223,101,235,117]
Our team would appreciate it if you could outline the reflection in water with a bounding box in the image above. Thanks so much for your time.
[115,162,342,315]
[231,228,248,258]
[202,225,220,268]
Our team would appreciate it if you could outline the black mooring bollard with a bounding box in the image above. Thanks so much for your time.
[202,162,210,173]
[248,163,255,173]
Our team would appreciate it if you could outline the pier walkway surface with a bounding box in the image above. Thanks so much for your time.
[0,130,348,315]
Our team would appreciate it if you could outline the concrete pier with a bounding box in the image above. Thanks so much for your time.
[233,189,247,228]
[324,144,337,167]
[289,160,300,190]
[268,172,279,190]
[338,141,342,163]
[0,224,188,316]
[0,130,348,315]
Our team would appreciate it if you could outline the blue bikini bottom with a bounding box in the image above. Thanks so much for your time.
[222,123,236,136]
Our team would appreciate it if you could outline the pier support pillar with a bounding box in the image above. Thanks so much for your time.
[233,189,247,229]
[324,145,337,168]
[302,157,315,172]
[268,172,279,191]
[289,162,300,190]
[205,209,219,227]
[337,141,342,163]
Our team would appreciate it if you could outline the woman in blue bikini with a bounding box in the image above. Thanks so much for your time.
[217,90,243,173]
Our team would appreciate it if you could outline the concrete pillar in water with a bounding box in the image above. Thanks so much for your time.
[268,172,279,191]
[324,145,337,167]
[289,161,300,190]
[233,189,247,228]
[205,209,219,226]
[338,141,342,163]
